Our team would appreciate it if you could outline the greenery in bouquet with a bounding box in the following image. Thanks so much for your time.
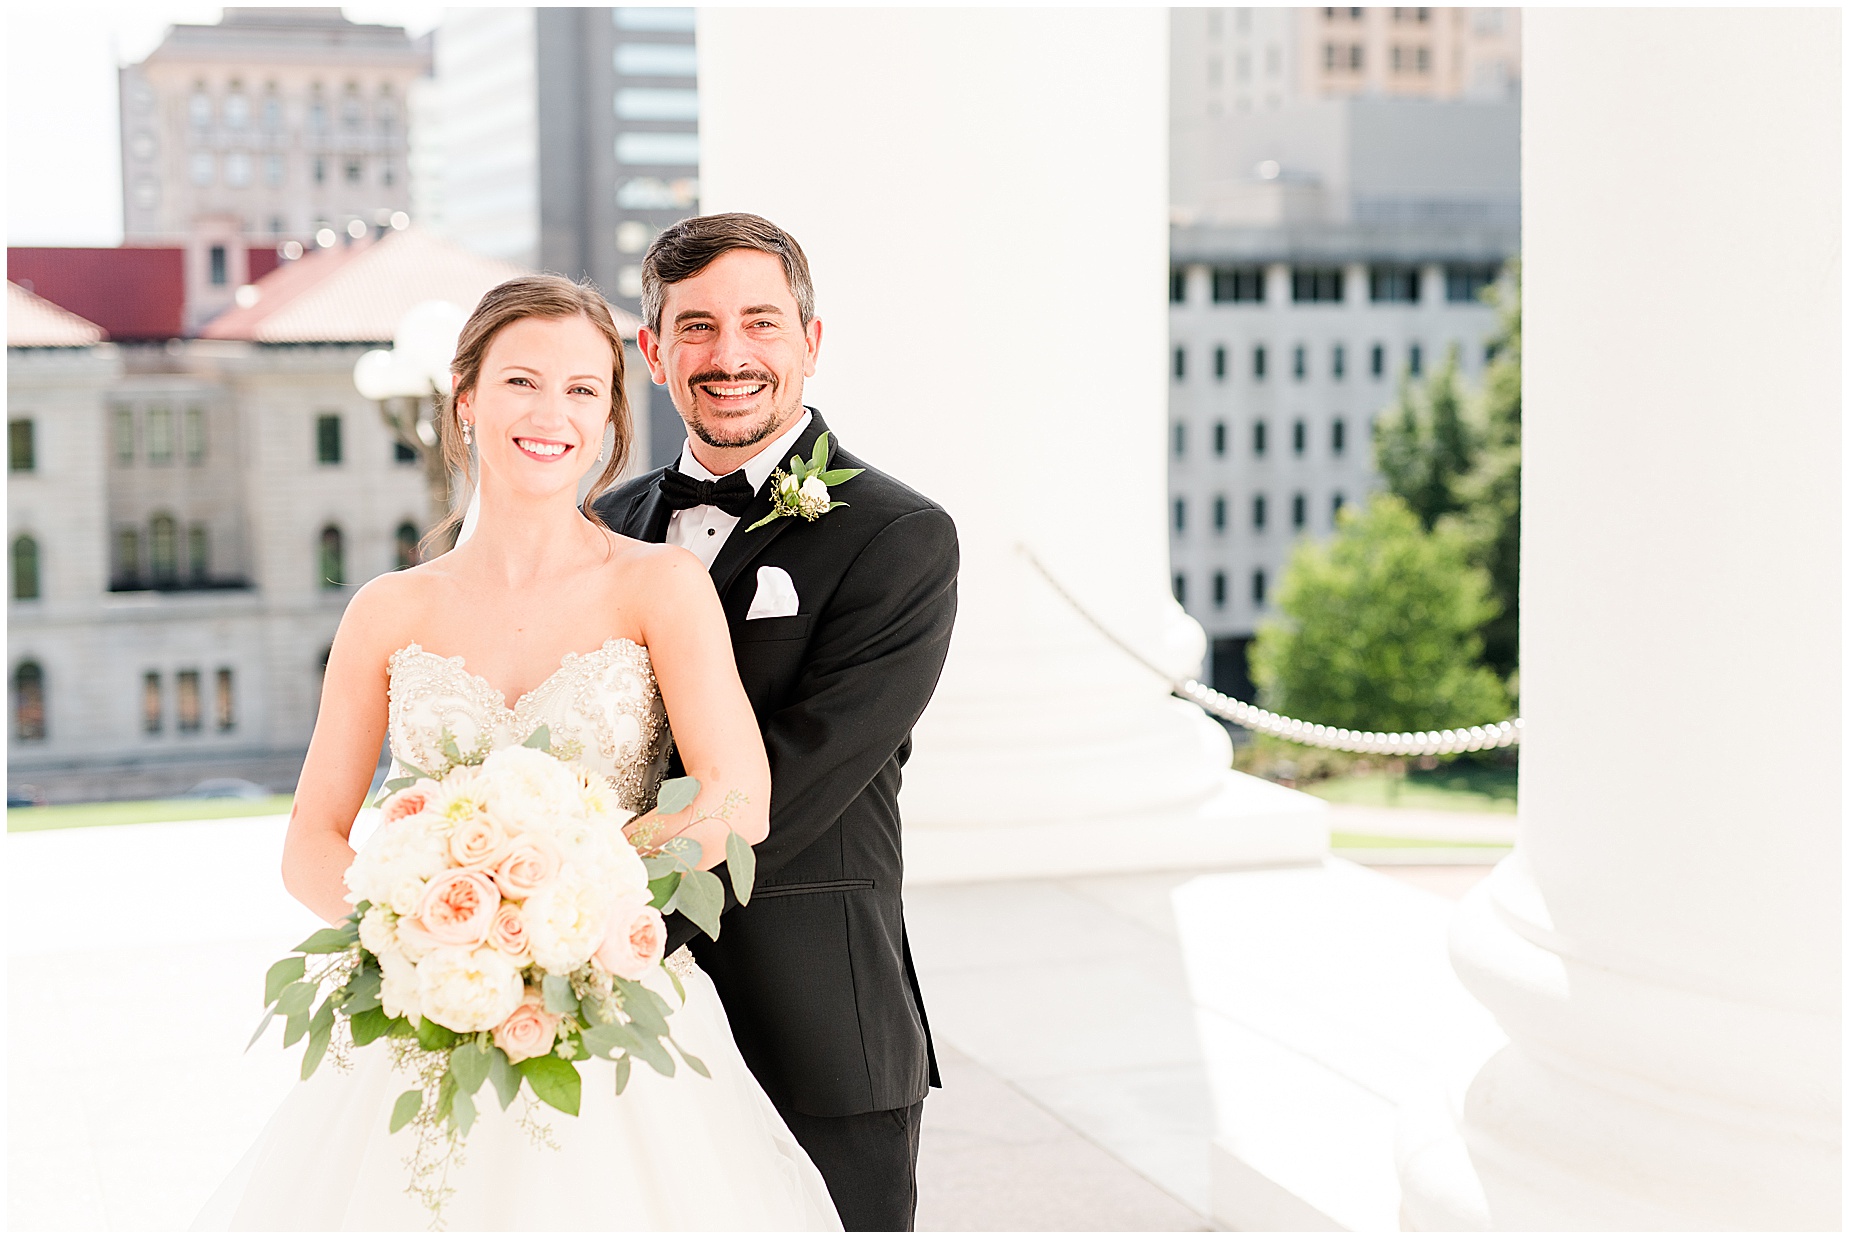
[249,726,754,1222]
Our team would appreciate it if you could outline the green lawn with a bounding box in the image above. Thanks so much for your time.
[1308,765,1517,815]
[1328,832,1509,850]
[7,794,295,833]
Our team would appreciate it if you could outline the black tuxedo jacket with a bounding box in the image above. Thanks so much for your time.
[595,411,956,1118]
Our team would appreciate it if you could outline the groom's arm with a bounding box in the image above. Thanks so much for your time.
[662,506,959,953]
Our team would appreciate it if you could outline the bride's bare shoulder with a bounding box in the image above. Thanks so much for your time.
[335,558,454,662]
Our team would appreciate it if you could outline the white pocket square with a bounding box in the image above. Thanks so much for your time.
[746,566,800,620]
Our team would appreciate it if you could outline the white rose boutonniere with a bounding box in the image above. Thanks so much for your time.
[746,432,863,531]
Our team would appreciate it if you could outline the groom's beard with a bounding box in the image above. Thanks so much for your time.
[683,368,802,451]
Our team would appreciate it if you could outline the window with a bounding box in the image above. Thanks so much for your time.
[262,96,283,131]
[1333,492,1347,521]
[12,535,40,601]
[1213,422,1227,456]
[113,405,135,464]
[14,661,45,741]
[1416,46,1430,72]
[1370,343,1385,378]
[1173,347,1186,380]
[1211,266,1266,303]
[1170,268,1187,303]
[319,525,345,589]
[1369,264,1422,303]
[1253,420,1268,457]
[378,95,398,136]
[316,414,342,465]
[1324,42,1337,69]
[150,515,178,586]
[1213,495,1227,531]
[117,528,142,588]
[344,158,363,184]
[188,524,208,583]
[1214,346,1227,380]
[1293,345,1306,380]
[1252,569,1268,606]
[380,159,396,188]
[190,152,215,187]
[224,92,249,129]
[1392,45,1404,72]
[1291,266,1344,303]
[615,42,699,76]
[1173,574,1187,605]
[1332,343,1346,379]
[342,95,364,133]
[177,670,202,733]
[1446,263,1500,303]
[1253,345,1267,380]
[224,152,251,187]
[146,406,173,464]
[1172,422,1186,458]
[1332,418,1347,455]
[142,671,163,734]
[616,132,701,166]
[1409,343,1424,376]
[394,439,417,464]
[308,98,327,132]
[1173,497,1186,534]
[313,157,326,185]
[209,246,228,287]
[9,419,34,471]
[395,521,420,570]
[1292,493,1307,529]
[1350,44,1363,69]
[216,668,236,730]
[189,90,212,129]
[184,407,206,463]
[612,87,699,122]
[264,154,285,187]
[1213,572,1228,608]
[1253,493,1268,530]
[1292,419,1307,455]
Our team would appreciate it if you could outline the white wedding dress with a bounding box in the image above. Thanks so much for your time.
[196,638,843,1231]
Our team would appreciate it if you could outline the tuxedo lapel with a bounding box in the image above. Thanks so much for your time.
[624,468,675,543]
[707,412,832,601]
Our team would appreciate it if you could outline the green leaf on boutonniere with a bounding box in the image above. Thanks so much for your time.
[812,432,831,472]
[264,956,306,1005]
[654,775,700,815]
[816,467,862,486]
[725,829,756,905]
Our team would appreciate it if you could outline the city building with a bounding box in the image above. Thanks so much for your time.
[118,7,428,331]
[5,228,653,803]
[1168,63,1518,698]
[430,7,699,466]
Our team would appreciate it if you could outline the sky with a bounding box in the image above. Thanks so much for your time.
[6,4,443,246]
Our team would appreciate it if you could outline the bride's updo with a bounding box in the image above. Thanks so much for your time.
[436,274,633,546]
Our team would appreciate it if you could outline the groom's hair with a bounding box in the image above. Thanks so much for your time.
[640,213,815,335]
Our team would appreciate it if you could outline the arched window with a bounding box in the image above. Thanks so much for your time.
[150,514,178,586]
[12,534,39,600]
[319,525,345,589]
[395,521,420,570]
[14,661,45,741]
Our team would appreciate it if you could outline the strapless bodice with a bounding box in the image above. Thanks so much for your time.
[385,638,672,812]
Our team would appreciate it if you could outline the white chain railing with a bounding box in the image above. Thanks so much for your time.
[1019,545,1522,756]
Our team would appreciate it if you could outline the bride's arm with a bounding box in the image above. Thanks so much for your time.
[635,547,771,868]
[281,579,401,924]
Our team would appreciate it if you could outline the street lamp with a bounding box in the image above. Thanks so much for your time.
[353,300,470,555]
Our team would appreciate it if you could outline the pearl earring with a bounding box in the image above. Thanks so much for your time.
[460,420,473,448]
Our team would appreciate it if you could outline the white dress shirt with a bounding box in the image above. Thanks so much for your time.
[665,411,813,568]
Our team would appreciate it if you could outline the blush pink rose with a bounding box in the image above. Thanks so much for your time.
[594,899,667,981]
[448,815,509,868]
[492,834,561,899]
[492,988,561,1063]
[409,868,500,947]
[487,900,531,960]
[380,781,438,824]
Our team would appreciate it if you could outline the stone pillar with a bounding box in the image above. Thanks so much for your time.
[696,9,1323,880]
[1403,10,1841,1228]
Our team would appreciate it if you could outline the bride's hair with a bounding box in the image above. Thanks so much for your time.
[430,274,633,552]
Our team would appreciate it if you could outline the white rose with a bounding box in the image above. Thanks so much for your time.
[344,816,448,908]
[378,950,422,1024]
[415,945,525,1033]
[520,876,613,974]
[799,476,830,505]
[358,904,397,956]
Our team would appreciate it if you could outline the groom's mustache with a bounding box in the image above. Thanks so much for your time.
[687,369,777,399]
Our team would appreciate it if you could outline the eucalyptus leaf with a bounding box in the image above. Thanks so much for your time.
[450,1041,490,1094]
[654,776,700,816]
[486,1046,521,1111]
[660,836,703,868]
[389,1089,424,1134]
[648,872,680,910]
[264,956,306,1005]
[581,1020,643,1059]
[300,1021,333,1080]
[613,978,673,1037]
[434,1071,458,1123]
[612,1053,632,1095]
[452,1088,479,1136]
[246,1006,277,1052]
[371,775,416,807]
[628,1030,675,1076]
[344,964,382,1013]
[282,1008,310,1048]
[725,830,757,906]
[643,853,681,880]
[396,760,434,782]
[541,973,579,1017]
[518,1055,582,1117]
[675,868,725,940]
[522,724,551,751]
[276,980,316,1017]
[671,1037,710,1079]
[293,926,355,954]
[349,1005,392,1046]
[416,1017,458,1052]
[666,967,686,1004]
[439,728,463,765]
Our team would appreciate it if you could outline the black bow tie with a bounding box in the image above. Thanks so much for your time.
[659,468,757,517]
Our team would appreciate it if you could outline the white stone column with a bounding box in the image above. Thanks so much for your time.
[696,9,1323,881]
[1402,10,1841,1229]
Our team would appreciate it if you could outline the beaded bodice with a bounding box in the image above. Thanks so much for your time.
[385,638,672,812]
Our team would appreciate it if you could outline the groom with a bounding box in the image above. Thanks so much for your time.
[595,213,957,1231]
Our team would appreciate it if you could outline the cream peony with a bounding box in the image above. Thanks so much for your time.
[409,868,499,947]
[415,946,524,1033]
[594,897,667,981]
[344,816,449,911]
[520,877,611,974]
[358,904,397,957]
[378,950,422,1024]
[491,988,561,1063]
[480,745,587,832]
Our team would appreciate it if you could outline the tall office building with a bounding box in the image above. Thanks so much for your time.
[432,7,698,465]
[119,8,427,331]
[1168,10,1519,701]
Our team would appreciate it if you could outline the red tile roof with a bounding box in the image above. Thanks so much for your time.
[6,247,184,341]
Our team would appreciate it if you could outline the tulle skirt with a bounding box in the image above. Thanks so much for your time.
[194,962,842,1231]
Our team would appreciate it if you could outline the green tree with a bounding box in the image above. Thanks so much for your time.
[1250,495,1511,733]
[1374,345,1477,530]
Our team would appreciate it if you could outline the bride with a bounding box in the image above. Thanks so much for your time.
[197,275,843,1230]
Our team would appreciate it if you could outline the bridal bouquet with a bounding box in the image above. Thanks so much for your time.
[250,727,754,1212]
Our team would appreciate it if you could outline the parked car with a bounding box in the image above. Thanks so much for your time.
[178,778,272,800]
[7,786,45,808]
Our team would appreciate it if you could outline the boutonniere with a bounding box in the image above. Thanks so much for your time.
[745,432,863,531]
